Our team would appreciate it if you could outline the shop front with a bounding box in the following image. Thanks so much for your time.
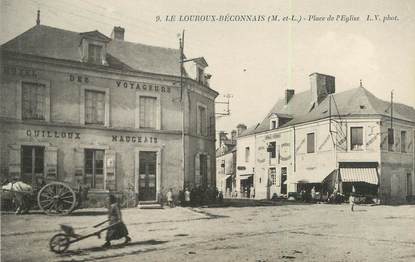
[1,122,182,206]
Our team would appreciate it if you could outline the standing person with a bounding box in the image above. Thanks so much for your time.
[166,188,174,208]
[349,193,355,212]
[184,188,191,206]
[250,186,255,199]
[103,194,131,248]
[311,186,316,201]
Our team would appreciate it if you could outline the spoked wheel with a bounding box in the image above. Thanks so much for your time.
[38,182,77,215]
[49,233,70,253]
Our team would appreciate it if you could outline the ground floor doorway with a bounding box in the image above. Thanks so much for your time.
[138,151,157,201]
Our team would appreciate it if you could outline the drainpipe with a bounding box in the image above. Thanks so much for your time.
[292,125,296,193]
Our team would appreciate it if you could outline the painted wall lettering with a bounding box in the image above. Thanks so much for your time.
[318,134,331,151]
[26,129,81,139]
[265,133,281,140]
[3,66,37,78]
[69,74,89,83]
[280,142,291,161]
[366,132,380,147]
[295,138,305,153]
[115,80,171,93]
[112,135,158,144]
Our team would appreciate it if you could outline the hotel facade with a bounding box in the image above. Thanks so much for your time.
[0,23,218,206]
[236,73,415,204]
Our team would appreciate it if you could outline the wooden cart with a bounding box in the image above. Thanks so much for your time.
[37,181,87,215]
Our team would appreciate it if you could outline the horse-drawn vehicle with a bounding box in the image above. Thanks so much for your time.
[2,181,88,215]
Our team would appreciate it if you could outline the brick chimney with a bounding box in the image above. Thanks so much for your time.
[231,130,237,140]
[310,73,335,105]
[285,89,295,104]
[236,124,247,136]
[111,26,125,41]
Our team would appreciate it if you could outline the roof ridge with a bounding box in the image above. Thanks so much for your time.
[1,25,39,46]
[110,38,180,52]
[359,87,384,114]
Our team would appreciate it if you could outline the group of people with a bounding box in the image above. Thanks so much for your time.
[298,187,345,204]
[225,186,255,199]
[162,186,224,207]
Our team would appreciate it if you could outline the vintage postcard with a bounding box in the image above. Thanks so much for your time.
[1,0,414,261]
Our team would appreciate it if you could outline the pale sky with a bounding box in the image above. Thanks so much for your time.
[1,0,414,134]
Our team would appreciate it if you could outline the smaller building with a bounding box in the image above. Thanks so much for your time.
[216,130,237,196]
[236,73,415,204]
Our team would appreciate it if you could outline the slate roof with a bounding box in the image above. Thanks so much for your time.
[240,86,415,137]
[1,25,183,76]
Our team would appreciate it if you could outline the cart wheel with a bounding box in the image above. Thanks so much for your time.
[49,233,70,253]
[38,182,77,215]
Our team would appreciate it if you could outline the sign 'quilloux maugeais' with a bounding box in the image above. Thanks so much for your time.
[26,129,158,144]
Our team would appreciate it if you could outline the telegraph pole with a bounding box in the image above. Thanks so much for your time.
[179,30,185,189]
[390,90,394,129]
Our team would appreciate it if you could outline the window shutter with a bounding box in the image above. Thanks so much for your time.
[195,153,201,186]
[45,147,58,181]
[134,150,140,193]
[8,145,21,179]
[97,92,105,124]
[74,148,84,183]
[206,154,211,186]
[105,150,116,191]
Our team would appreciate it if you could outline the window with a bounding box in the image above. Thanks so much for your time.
[270,168,276,185]
[388,128,394,151]
[197,105,207,136]
[85,90,105,125]
[269,142,276,158]
[85,149,104,189]
[350,127,363,151]
[139,96,157,129]
[271,120,277,129]
[245,147,250,162]
[401,131,407,153]
[88,44,102,64]
[21,146,44,186]
[307,133,315,153]
[22,82,46,120]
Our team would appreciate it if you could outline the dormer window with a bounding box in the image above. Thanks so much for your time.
[88,44,103,64]
[80,30,111,66]
[269,114,278,130]
[190,57,208,85]
[197,67,204,84]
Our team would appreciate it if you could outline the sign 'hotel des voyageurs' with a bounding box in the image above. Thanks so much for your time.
[0,19,218,206]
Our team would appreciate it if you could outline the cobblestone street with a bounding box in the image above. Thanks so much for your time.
[1,203,415,262]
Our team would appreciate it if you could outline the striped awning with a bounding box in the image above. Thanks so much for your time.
[340,168,378,185]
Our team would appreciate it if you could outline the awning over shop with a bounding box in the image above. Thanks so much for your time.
[239,174,253,180]
[294,169,335,184]
[340,168,378,185]
[225,175,232,180]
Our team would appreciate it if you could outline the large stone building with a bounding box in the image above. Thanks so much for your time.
[0,22,218,206]
[237,73,415,204]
